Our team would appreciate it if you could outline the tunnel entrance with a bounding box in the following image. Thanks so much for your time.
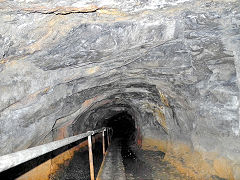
[26,110,191,180]
[97,111,188,179]
[47,110,188,180]
[100,111,137,145]
[97,111,156,179]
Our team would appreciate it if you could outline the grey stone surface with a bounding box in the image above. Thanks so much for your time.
[0,0,240,176]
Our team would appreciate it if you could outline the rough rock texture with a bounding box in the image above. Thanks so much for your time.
[0,0,240,179]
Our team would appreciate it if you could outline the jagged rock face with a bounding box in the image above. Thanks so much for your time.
[0,0,240,179]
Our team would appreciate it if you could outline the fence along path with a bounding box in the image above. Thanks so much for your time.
[0,127,113,180]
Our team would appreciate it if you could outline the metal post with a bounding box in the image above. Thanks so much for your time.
[102,130,105,155]
[88,135,94,180]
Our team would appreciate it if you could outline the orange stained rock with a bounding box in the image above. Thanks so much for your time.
[42,87,50,94]
[136,127,142,147]
[97,9,127,16]
[82,96,98,108]
[0,58,7,64]
[17,160,52,180]
[56,125,68,140]
[10,86,50,109]
[142,137,168,152]
[159,92,170,107]
[213,157,234,180]
[155,108,168,133]
[143,103,169,135]
[86,66,100,75]
[7,60,18,67]
[145,103,168,133]
[164,142,216,179]
[50,140,89,174]
[141,137,237,179]
[27,16,65,53]
[23,13,78,54]
[55,118,80,140]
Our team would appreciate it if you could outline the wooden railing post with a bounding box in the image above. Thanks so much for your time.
[88,135,95,180]
[102,130,105,155]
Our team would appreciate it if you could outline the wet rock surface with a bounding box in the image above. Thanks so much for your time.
[0,0,240,179]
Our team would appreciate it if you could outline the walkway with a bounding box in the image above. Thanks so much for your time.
[96,138,193,180]
[97,139,126,180]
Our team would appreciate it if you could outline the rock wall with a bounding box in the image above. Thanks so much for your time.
[0,0,240,179]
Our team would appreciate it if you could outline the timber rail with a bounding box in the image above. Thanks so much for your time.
[0,127,113,180]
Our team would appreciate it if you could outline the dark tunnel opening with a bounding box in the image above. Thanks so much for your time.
[98,111,162,179]
[100,111,137,145]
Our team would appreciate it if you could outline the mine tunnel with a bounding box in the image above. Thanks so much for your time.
[1,0,240,179]
[99,112,136,142]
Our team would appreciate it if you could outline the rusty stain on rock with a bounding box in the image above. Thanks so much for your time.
[141,137,239,180]
[159,92,170,107]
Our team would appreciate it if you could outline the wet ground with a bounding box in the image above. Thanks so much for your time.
[52,137,192,180]
[121,139,192,180]
[51,140,103,180]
